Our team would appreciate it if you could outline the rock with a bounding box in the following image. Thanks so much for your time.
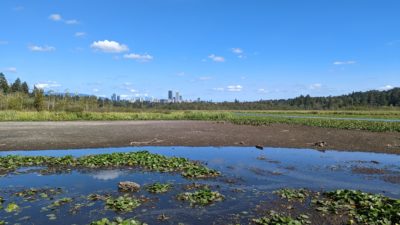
[255,145,264,150]
[314,141,327,148]
[118,181,140,192]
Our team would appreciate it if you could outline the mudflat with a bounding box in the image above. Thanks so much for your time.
[0,120,399,154]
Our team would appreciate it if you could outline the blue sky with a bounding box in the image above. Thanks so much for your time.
[0,0,399,101]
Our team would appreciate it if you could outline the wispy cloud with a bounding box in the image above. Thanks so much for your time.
[231,48,245,58]
[257,88,268,93]
[333,61,356,65]
[91,40,129,53]
[13,6,24,11]
[28,45,55,52]
[378,85,394,91]
[208,54,225,62]
[123,53,153,62]
[198,76,212,81]
[34,81,61,89]
[227,85,243,92]
[65,19,79,25]
[386,40,400,46]
[74,32,86,37]
[49,13,79,25]
[4,67,17,73]
[213,87,224,91]
[0,40,9,45]
[309,83,322,90]
[49,14,62,21]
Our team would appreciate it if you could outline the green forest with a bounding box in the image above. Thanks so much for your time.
[1,73,400,112]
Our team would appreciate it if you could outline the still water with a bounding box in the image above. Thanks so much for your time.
[1,146,399,224]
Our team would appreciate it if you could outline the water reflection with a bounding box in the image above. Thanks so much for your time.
[91,170,124,180]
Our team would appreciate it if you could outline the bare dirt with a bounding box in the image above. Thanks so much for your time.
[0,121,399,154]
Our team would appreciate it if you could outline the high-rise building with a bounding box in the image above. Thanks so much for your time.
[168,90,173,100]
[111,93,117,101]
[175,92,180,102]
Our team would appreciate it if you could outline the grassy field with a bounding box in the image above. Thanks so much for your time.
[0,110,399,132]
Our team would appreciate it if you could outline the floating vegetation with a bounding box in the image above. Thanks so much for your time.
[252,211,311,225]
[0,151,220,179]
[4,203,19,213]
[312,189,400,224]
[273,188,310,201]
[183,183,209,190]
[90,217,147,225]
[177,188,224,206]
[48,197,72,209]
[105,195,142,212]
[146,183,172,194]
[14,188,62,201]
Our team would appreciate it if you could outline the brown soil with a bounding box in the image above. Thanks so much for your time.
[0,121,399,154]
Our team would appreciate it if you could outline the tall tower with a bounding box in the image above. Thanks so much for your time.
[176,92,180,103]
[168,90,173,100]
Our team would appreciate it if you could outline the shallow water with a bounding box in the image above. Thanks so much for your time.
[235,112,400,122]
[1,146,399,224]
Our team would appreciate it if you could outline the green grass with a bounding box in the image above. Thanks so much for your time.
[0,110,399,132]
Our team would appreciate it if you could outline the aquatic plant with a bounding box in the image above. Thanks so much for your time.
[4,203,19,213]
[313,189,400,225]
[0,151,220,179]
[146,183,172,193]
[14,187,62,201]
[273,188,310,201]
[177,188,224,206]
[105,195,141,212]
[252,211,310,225]
[48,197,72,208]
[90,217,146,225]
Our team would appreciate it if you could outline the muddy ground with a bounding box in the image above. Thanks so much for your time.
[0,121,399,154]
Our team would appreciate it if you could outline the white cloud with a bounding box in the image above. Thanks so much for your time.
[309,83,322,90]
[0,40,8,45]
[208,54,225,62]
[123,53,153,62]
[65,19,79,25]
[75,32,86,37]
[92,88,99,93]
[258,88,268,93]
[90,40,129,53]
[231,48,243,54]
[49,14,62,21]
[4,67,17,73]
[177,72,185,76]
[213,88,224,91]
[227,85,243,92]
[333,61,356,65]
[378,85,394,91]
[28,45,55,52]
[198,76,212,81]
[49,14,79,25]
[34,81,61,89]
[130,89,138,93]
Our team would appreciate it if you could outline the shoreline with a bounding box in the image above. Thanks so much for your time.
[0,120,399,154]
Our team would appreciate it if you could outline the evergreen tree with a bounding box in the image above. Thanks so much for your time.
[11,78,22,92]
[33,86,44,111]
[21,82,29,95]
[0,73,9,94]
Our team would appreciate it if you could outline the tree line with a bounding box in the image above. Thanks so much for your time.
[1,72,399,111]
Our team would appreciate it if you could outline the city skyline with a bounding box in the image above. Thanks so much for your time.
[1,0,399,101]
